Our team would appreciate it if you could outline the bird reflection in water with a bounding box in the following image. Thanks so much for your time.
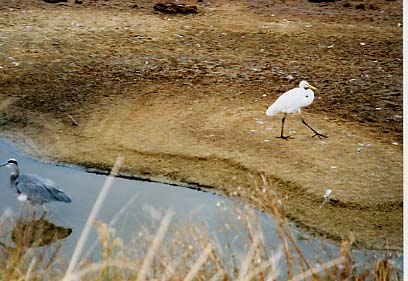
[0,212,72,262]
[11,216,72,248]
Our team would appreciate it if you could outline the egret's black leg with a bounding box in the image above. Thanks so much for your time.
[301,117,328,139]
[277,114,293,140]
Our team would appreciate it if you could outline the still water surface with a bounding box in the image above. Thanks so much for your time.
[0,139,401,275]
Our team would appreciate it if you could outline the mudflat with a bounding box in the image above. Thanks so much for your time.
[0,0,402,250]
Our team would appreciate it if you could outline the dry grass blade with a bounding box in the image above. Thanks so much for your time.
[260,173,293,278]
[209,270,225,281]
[63,156,124,281]
[136,209,175,281]
[183,243,212,281]
[288,257,345,281]
[72,260,136,279]
[238,235,259,281]
[80,193,138,263]
[24,256,37,281]
[160,255,183,281]
[244,246,283,281]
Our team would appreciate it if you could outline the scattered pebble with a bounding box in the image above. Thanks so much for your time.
[375,107,382,110]
[360,43,366,46]
[330,166,337,169]
[392,142,398,145]
[11,61,19,66]
[357,147,364,153]
[263,139,270,142]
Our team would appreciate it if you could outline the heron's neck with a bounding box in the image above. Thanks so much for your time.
[10,166,19,186]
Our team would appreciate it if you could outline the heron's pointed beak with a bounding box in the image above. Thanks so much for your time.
[0,163,8,167]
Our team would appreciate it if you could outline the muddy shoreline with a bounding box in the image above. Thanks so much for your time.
[0,0,402,250]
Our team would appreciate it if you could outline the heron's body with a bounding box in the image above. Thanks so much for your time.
[265,80,327,139]
[13,174,71,205]
[2,159,71,212]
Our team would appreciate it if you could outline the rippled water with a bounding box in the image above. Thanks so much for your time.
[0,139,402,276]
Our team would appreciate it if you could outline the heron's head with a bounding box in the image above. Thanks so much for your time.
[0,159,18,168]
[299,80,317,91]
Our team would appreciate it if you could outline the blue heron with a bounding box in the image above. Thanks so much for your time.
[0,159,71,213]
[266,80,328,139]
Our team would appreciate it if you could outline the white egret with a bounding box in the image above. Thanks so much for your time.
[265,80,328,139]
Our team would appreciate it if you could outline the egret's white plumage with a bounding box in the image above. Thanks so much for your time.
[265,80,327,139]
[266,80,315,116]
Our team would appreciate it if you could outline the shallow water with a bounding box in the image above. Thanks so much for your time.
[0,139,402,276]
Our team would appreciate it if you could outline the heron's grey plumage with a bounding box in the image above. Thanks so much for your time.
[1,159,71,208]
[15,174,71,204]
